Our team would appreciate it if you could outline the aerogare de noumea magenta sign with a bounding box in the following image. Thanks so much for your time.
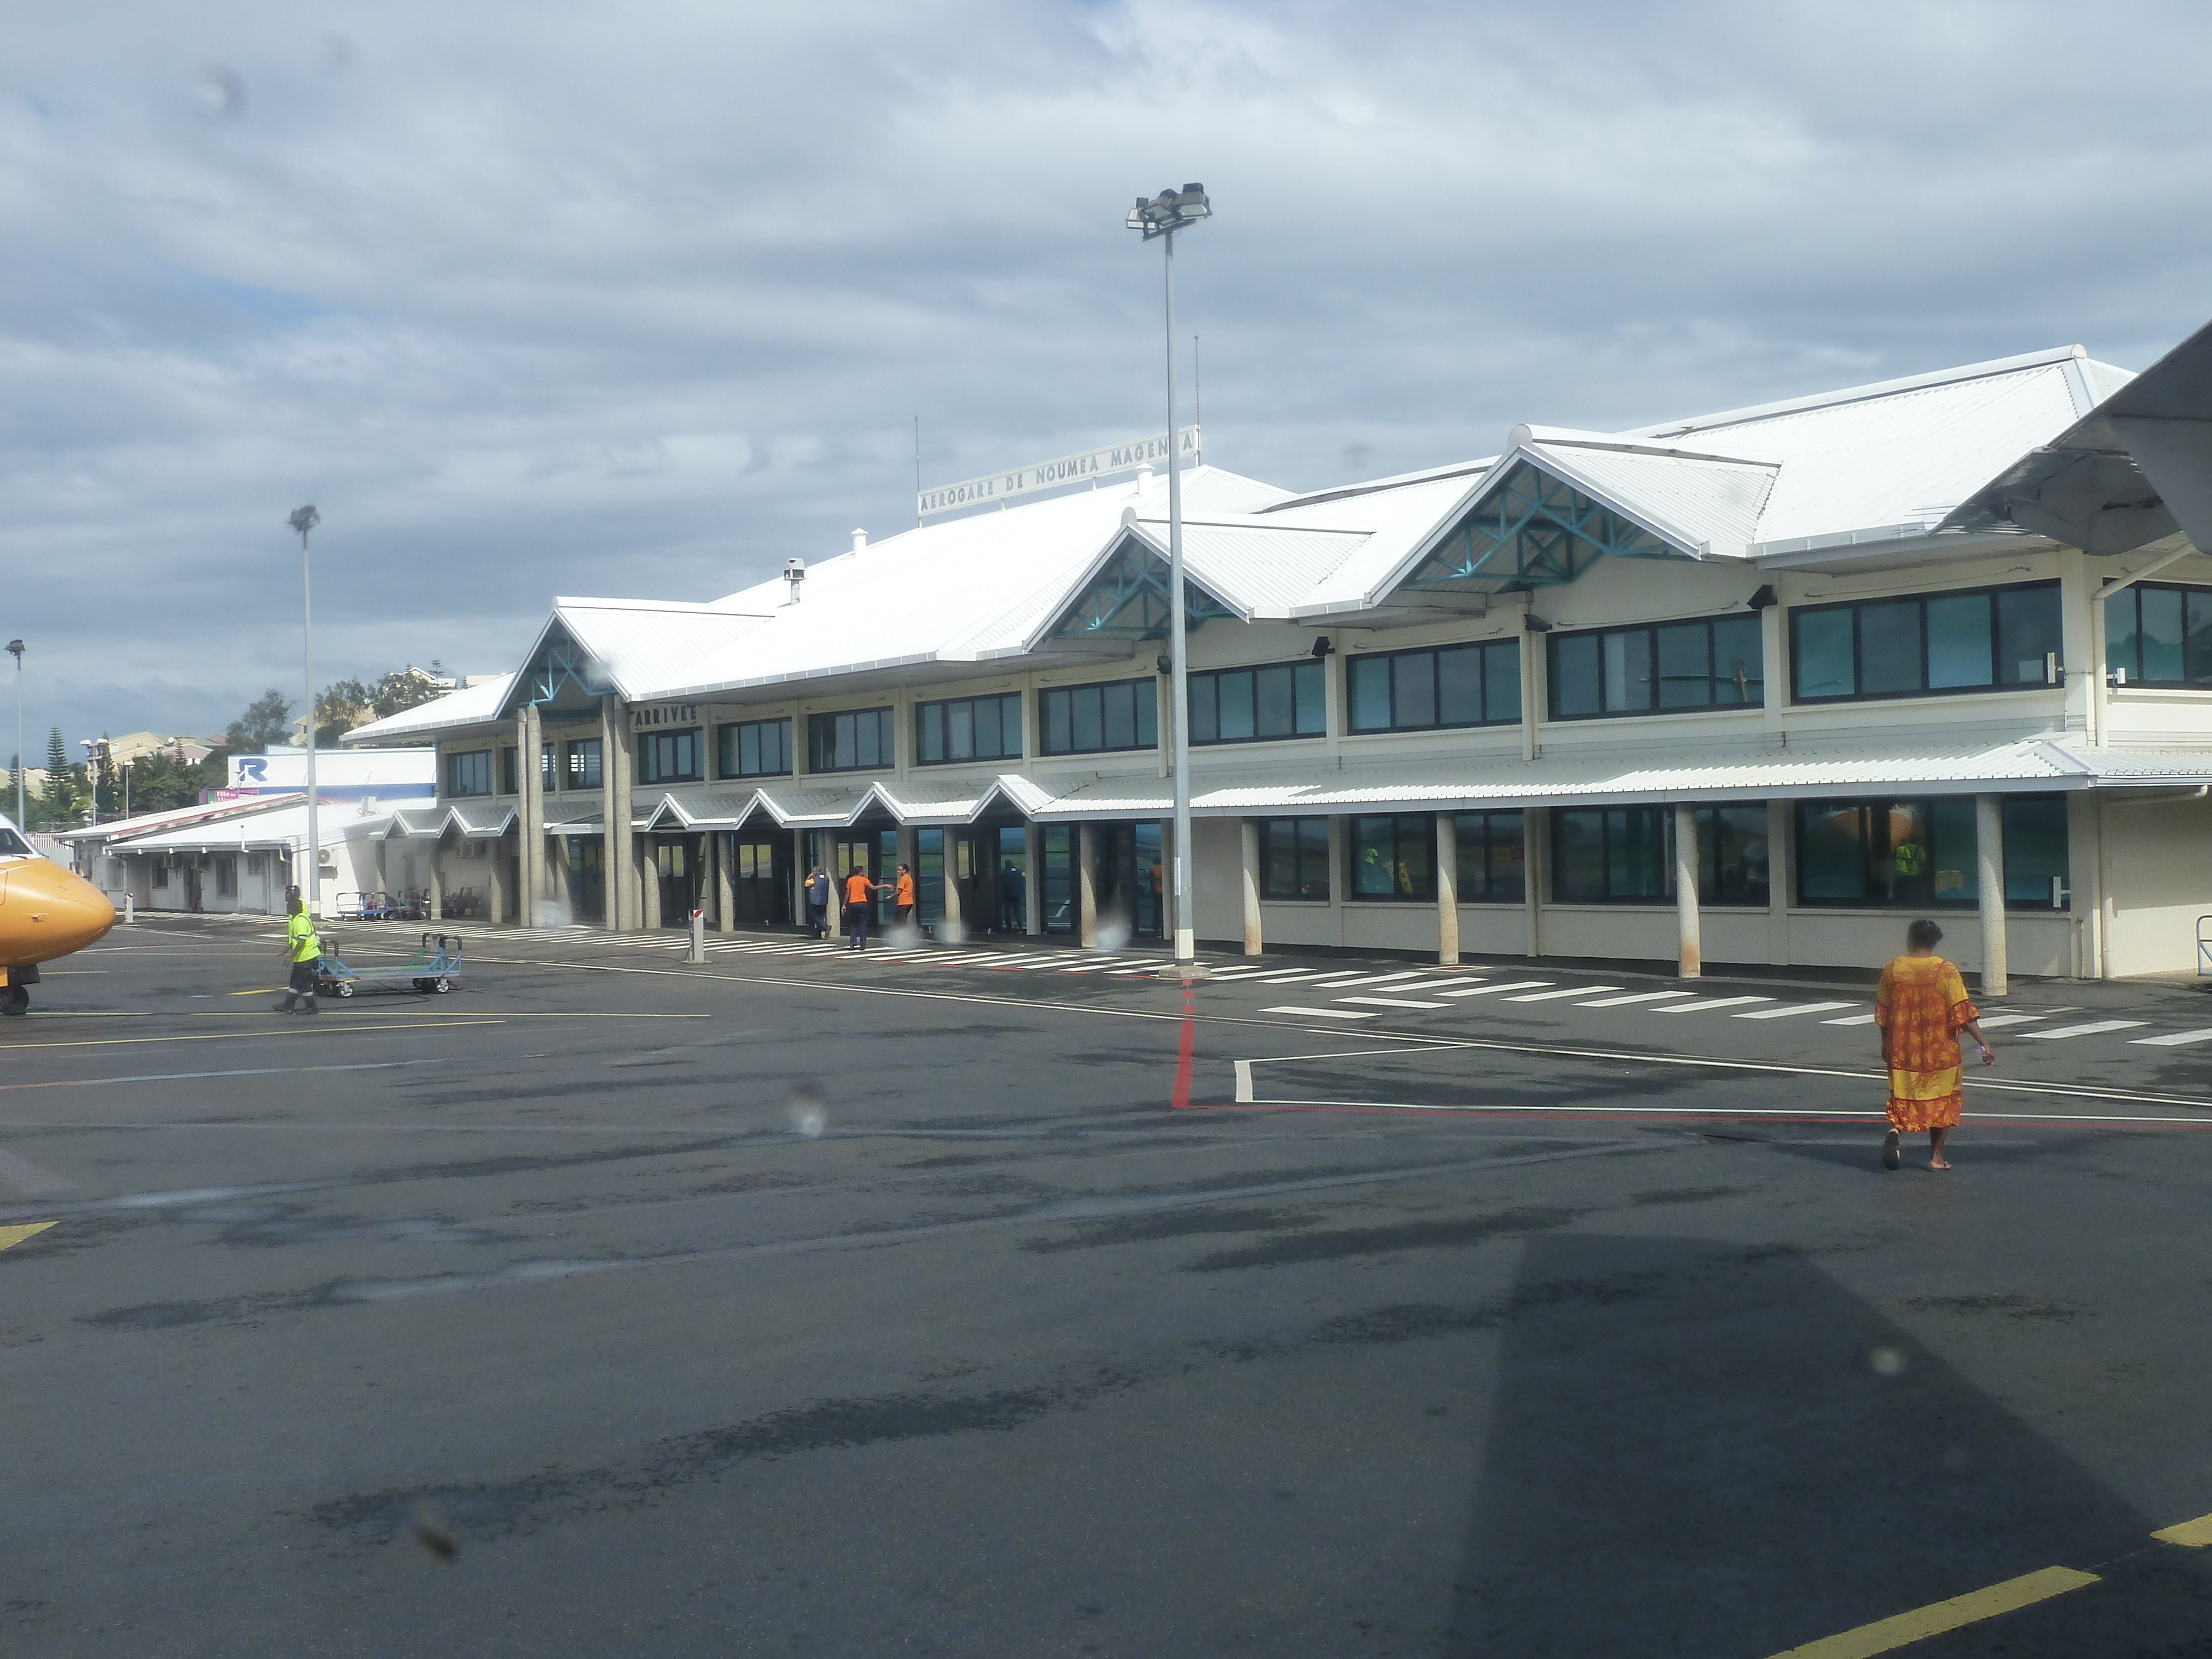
[917,426,1199,518]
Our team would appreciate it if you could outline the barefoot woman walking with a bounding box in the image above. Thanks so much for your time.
[1877,919,1996,1171]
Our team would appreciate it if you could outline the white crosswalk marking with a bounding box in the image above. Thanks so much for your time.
[1243,969,1332,983]
[1439,980,1549,998]
[2018,1019,2150,1040]
[1262,1005,1378,1020]
[1336,995,1451,1010]
[1322,970,1434,989]
[1823,1013,1878,1025]
[1966,1013,2048,1029]
[1655,996,1773,1014]
[2132,1027,2212,1047]
[1734,1000,1858,1020]
[1506,985,1620,1003]
[1575,990,1693,1008]
[1386,977,1483,994]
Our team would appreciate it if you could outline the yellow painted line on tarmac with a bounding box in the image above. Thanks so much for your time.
[1765,1566,2100,1658]
[0,1222,56,1252]
[2152,1511,2212,1547]
[0,1019,504,1051]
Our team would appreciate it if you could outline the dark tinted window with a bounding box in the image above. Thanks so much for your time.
[1190,662,1324,744]
[1790,582,2060,702]
[1551,615,1766,718]
[1347,641,1519,732]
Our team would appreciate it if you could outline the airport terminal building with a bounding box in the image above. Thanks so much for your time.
[343,336,2212,982]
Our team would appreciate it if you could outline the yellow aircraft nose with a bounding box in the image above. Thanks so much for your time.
[1,859,119,963]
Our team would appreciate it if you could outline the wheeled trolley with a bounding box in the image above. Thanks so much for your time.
[316,932,465,999]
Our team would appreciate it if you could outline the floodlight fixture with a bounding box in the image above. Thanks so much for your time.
[1125,182,1211,242]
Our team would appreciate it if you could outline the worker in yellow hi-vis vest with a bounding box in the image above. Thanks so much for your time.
[274,888,322,1015]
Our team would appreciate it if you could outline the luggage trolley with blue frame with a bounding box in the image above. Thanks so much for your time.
[315,931,465,999]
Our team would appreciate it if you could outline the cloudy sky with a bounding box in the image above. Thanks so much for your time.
[6,0,2212,755]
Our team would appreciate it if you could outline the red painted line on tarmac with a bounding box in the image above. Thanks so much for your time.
[1171,984,1196,1110]
[1178,1100,2212,1130]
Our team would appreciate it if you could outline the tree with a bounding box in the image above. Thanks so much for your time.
[225,690,294,754]
[316,677,377,748]
[126,750,216,816]
[30,727,81,830]
[372,666,448,720]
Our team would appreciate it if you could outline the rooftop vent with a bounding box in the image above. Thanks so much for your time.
[784,557,806,604]
[852,528,867,552]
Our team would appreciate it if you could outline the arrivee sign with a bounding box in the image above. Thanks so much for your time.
[917,426,1199,518]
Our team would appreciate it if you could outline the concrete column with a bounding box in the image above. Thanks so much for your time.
[1025,822,1044,936]
[1239,819,1262,956]
[1765,799,1792,967]
[600,697,629,933]
[1435,812,1460,966]
[1976,792,2008,997]
[823,834,841,937]
[547,833,571,914]
[1522,807,1543,958]
[1078,822,1099,948]
[427,841,444,921]
[519,704,543,928]
[640,838,662,930]
[716,832,735,933]
[487,838,507,925]
[791,832,808,931]
[941,830,966,943]
[1673,802,1701,978]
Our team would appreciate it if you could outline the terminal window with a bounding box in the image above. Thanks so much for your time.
[1790,580,2060,703]
[637,728,702,784]
[446,750,493,797]
[1551,806,1767,905]
[808,707,894,772]
[1191,661,1326,744]
[916,694,1021,764]
[1349,814,1436,900]
[1258,817,1331,900]
[1040,679,1157,755]
[1795,795,2068,910]
[719,717,792,779]
[2105,582,2212,687]
[564,738,602,790]
[1348,640,1520,733]
[1453,811,1526,903]
[1549,615,1762,718]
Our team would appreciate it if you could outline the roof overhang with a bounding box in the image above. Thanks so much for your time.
[1942,318,2212,556]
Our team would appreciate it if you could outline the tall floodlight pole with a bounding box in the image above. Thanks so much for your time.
[1126,183,1210,971]
[79,739,101,829]
[6,640,23,828]
[289,506,321,912]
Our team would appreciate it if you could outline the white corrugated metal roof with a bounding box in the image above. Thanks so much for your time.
[114,799,393,852]
[349,339,2149,721]
[54,794,306,843]
[343,675,517,745]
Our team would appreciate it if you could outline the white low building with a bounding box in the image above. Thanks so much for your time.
[60,796,392,916]
[343,321,2212,983]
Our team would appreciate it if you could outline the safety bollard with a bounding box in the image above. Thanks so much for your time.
[124,894,135,925]
[688,908,705,964]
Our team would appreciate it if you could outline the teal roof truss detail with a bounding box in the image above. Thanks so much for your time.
[521,628,614,707]
[1054,539,1237,641]
[1406,460,1691,593]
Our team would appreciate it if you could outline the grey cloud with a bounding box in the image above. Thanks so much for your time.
[4,0,2212,750]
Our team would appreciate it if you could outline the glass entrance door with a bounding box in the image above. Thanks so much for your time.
[834,831,899,925]
[730,832,791,925]
[654,836,701,926]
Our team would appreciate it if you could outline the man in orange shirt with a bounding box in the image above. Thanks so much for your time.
[893,863,916,929]
[843,864,885,951]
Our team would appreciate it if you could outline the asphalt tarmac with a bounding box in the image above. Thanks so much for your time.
[6,915,2212,1657]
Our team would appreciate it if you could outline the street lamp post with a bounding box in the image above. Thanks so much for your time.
[5,639,22,829]
[78,738,103,829]
[289,506,321,914]
[1125,183,1211,972]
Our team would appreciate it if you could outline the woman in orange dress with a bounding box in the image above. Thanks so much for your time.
[1876,919,1996,1171]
